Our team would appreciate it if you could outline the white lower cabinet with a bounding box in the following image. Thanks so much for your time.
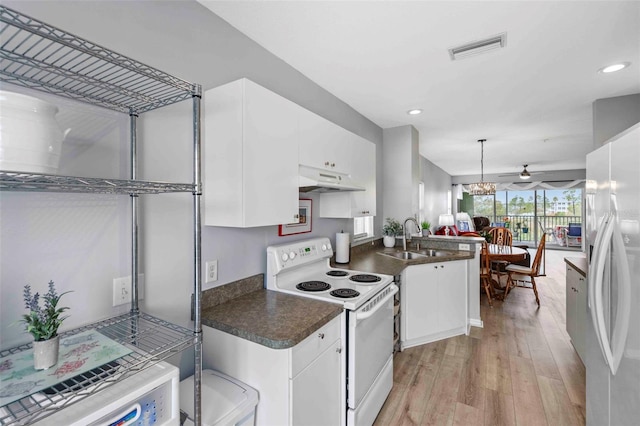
[565,264,587,363]
[202,313,345,426]
[292,338,343,425]
[400,260,468,349]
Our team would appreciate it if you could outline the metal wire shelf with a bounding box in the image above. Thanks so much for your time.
[0,5,200,114]
[0,171,195,195]
[1,5,203,424]
[0,312,195,425]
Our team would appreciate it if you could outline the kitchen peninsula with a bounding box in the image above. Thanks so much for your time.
[331,236,483,349]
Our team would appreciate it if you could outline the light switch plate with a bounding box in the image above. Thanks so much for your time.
[112,274,145,306]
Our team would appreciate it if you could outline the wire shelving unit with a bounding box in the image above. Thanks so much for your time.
[0,5,203,425]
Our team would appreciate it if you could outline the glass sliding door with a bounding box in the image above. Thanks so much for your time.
[470,188,583,248]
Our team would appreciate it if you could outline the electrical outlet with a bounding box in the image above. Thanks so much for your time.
[206,260,218,283]
[112,274,145,307]
[459,243,471,251]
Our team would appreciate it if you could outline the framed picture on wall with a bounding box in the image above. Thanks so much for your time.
[278,199,312,236]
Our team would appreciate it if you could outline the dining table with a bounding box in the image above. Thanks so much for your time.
[482,244,529,300]
[486,244,529,262]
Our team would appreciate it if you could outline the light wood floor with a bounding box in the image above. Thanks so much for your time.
[374,248,586,426]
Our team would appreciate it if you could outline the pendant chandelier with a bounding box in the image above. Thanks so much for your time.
[469,139,496,196]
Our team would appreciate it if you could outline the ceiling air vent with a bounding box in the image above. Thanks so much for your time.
[448,33,507,61]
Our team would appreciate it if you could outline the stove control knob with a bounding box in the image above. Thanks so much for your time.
[321,244,328,251]
[289,251,296,260]
[281,252,289,262]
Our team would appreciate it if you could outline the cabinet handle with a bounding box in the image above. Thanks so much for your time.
[324,161,330,166]
[336,347,342,354]
[318,333,325,339]
[331,163,336,167]
[294,214,299,219]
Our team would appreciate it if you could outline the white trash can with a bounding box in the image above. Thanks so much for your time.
[180,369,259,426]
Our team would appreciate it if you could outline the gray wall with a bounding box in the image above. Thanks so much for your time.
[593,93,640,148]
[0,0,383,361]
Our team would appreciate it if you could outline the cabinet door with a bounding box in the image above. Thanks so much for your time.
[318,134,376,218]
[402,264,439,341]
[574,273,587,362]
[204,79,299,227]
[298,107,350,174]
[437,261,467,331]
[565,265,577,343]
[292,339,343,425]
[350,135,376,217]
[242,81,299,226]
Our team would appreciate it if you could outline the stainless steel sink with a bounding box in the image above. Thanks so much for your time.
[415,249,451,257]
[378,251,428,260]
[378,249,453,261]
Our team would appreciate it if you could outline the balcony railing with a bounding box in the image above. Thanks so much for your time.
[490,215,582,246]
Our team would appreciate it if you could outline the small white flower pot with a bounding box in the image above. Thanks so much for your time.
[33,335,60,370]
[383,235,396,248]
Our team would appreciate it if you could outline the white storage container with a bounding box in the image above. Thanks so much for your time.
[180,369,259,426]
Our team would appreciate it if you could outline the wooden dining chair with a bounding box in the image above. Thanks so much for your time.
[479,241,494,306]
[488,227,513,284]
[504,234,546,305]
[488,227,513,247]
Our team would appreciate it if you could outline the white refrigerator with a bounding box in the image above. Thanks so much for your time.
[585,123,640,426]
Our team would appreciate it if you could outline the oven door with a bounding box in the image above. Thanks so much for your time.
[348,283,398,409]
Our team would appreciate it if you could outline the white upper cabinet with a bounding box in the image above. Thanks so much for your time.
[298,107,351,175]
[203,79,299,227]
[319,134,376,218]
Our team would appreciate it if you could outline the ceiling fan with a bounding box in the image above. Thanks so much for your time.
[499,165,544,180]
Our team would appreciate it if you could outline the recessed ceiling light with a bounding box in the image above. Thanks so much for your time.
[407,109,422,115]
[598,62,631,73]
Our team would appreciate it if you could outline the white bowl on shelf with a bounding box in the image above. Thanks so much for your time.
[0,90,71,174]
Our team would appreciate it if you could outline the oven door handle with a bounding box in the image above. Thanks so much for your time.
[355,284,398,321]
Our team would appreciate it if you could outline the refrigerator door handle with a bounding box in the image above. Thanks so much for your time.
[591,212,614,367]
[593,211,632,375]
[609,211,631,375]
[588,213,610,363]
[588,214,608,309]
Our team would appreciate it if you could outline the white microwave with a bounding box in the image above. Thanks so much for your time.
[32,361,179,426]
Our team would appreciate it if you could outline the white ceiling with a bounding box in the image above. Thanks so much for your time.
[198,0,639,178]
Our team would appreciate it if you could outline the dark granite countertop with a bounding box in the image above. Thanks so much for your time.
[331,239,475,276]
[199,274,342,350]
[565,256,588,277]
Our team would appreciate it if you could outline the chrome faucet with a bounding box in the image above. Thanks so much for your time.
[402,217,421,251]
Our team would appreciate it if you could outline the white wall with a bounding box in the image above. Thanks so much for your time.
[420,156,453,230]
[382,125,420,225]
[0,0,383,367]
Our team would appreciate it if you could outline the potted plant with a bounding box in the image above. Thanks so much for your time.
[21,280,71,370]
[480,230,493,243]
[421,221,431,236]
[382,217,402,248]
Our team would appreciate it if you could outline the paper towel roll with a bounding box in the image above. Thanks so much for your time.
[336,232,350,264]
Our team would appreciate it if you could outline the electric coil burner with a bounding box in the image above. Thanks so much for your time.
[326,270,349,277]
[349,274,382,283]
[296,281,331,292]
[330,288,360,299]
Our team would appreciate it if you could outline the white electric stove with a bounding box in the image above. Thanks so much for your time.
[266,237,397,426]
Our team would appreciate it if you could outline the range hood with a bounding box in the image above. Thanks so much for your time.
[299,164,365,193]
